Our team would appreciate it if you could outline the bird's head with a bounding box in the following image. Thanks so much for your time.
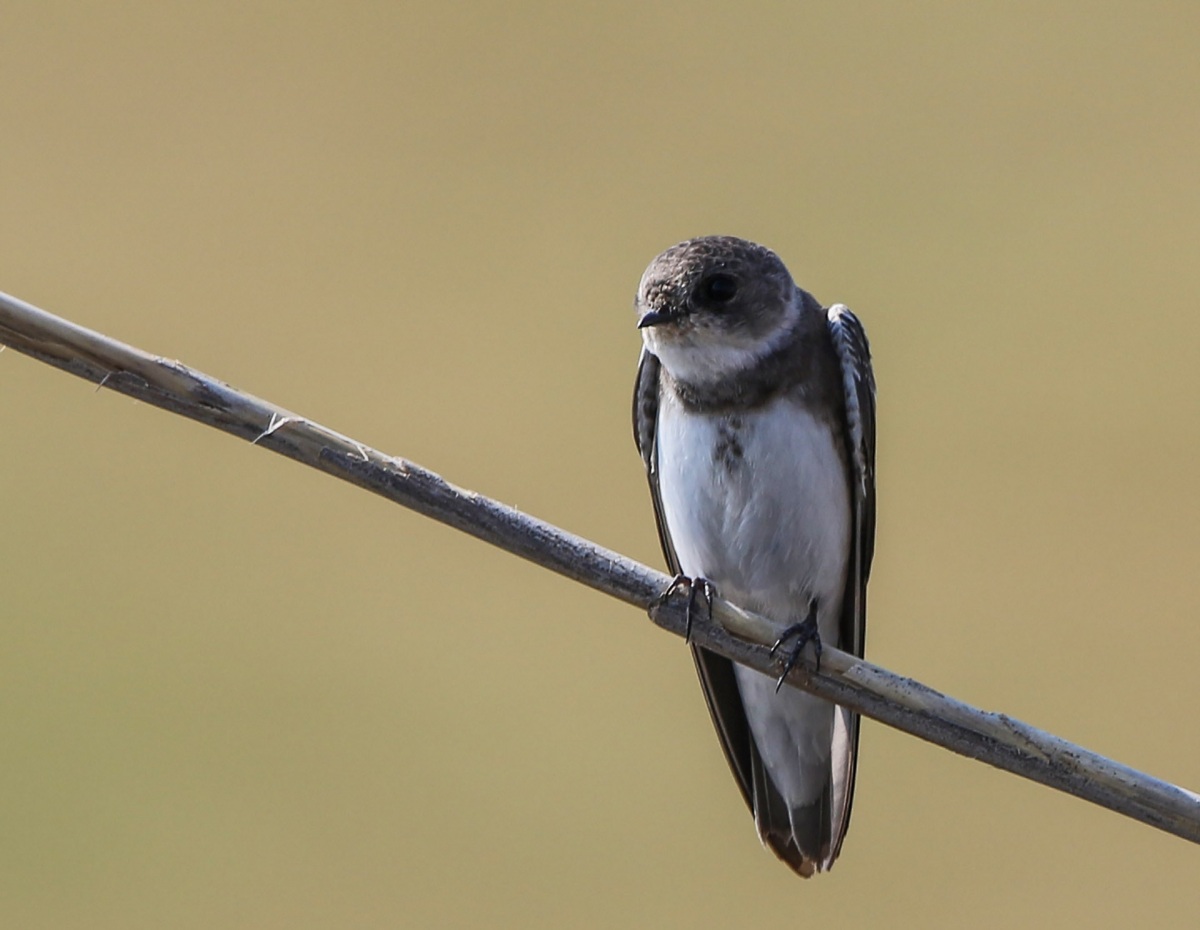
[635,236,801,387]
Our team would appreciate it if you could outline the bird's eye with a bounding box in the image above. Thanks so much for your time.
[696,273,739,306]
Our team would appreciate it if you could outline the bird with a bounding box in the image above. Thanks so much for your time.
[632,235,876,877]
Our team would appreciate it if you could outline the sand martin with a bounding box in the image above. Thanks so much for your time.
[633,236,876,877]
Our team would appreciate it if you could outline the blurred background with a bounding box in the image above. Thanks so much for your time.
[2,2,1198,927]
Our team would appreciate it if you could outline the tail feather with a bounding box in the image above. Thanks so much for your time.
[750,710,860,878]
[750,750,834,878]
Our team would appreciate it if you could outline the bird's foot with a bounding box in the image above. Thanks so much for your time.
[649,574,715,643]
[770,600,822,692]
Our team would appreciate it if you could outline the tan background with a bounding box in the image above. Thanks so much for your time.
[3,2,1199,927]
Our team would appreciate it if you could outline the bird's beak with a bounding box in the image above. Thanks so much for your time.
[637,309,676,329]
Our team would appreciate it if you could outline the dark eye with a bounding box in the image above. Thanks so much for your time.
[695,272,739,306]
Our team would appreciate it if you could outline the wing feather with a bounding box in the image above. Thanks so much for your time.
[824,304,877,859]
[633,349,758,813]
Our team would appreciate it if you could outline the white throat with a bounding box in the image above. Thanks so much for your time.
[642,298,801,387]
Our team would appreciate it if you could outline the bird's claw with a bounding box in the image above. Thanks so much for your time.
[649,574,715,643]
[770,601,822,692]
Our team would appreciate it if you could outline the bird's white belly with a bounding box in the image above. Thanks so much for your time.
[655,394,851,634]
[656,393,853,807]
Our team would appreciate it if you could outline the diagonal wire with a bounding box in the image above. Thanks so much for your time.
[1,288,1198,845]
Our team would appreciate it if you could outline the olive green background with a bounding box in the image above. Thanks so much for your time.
[2,3,1198,927]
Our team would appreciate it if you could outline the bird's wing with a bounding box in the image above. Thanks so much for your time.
[633,348,816,876]
[824,303,877,861]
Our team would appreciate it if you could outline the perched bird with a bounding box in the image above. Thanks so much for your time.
[632,236,876,877]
